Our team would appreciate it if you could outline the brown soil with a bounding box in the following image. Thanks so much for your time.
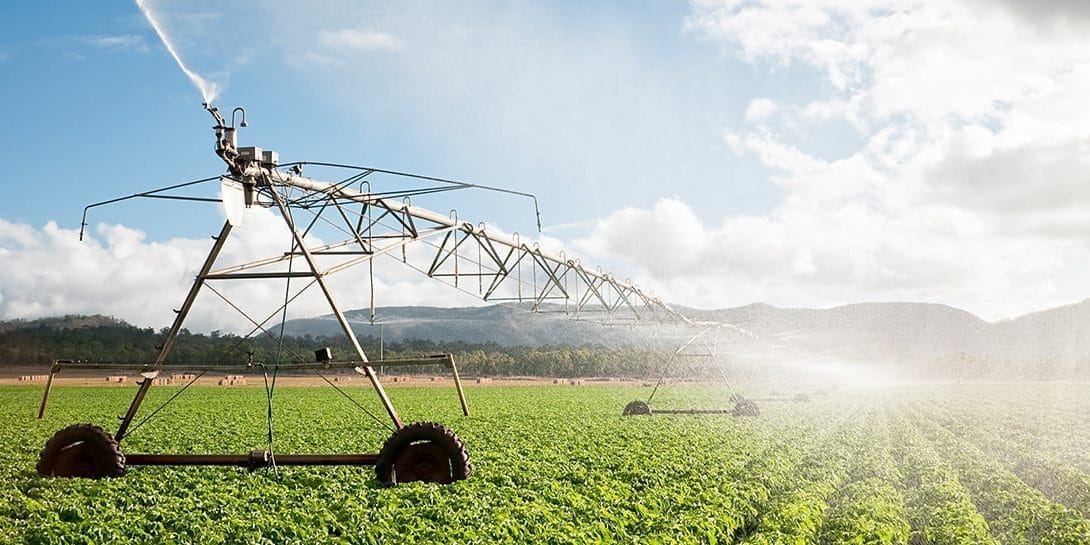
[0,366,640,388]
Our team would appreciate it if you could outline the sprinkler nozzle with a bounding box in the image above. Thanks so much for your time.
[232,107,248,129]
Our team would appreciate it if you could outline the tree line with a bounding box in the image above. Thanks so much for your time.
[0,320,693,378]
[4,317,1086,381]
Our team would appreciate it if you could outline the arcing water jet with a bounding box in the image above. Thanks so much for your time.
[134,0,219,104]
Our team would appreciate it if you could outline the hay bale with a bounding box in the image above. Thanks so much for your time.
[333,376,352,383]
[106,375,127,383]
[476,377,493,384]
[569,379,584,386]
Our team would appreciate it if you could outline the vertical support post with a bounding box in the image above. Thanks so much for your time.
[268,188,403,429]
[116,221,233,442]
[447,354,470,417]
[37,359,64,419]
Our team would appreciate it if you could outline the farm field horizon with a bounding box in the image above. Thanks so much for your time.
[3,382,1090,544]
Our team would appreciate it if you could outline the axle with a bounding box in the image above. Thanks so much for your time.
[125,451,379,470]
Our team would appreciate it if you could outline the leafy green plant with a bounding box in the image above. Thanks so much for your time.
[3,383,1090,544]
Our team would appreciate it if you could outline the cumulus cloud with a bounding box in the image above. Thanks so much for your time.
[978,0,1090,26]
[743,98,777,125]
[565,0,1090,320]
[575,199,707,278]
[0,210,481,333]
[574,194,1080,320]
[688,1,1090,125]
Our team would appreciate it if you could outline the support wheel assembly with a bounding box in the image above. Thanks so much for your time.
[37,424,125,478]
[732,399,760,417]
[622,400,652,416]
[375,422,471,485]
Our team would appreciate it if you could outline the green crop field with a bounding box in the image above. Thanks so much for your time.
[3,383,1090,544]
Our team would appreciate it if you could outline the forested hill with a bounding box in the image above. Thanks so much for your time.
[5,298,1090,381]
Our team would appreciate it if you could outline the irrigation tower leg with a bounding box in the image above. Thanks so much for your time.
[267,188,403,429]
[448,357,470,416]
[115,221,234,442]
[36,360,64,419]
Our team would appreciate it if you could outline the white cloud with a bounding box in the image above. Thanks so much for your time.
[575,198,707,278]
[574,194,1081,320]
[319,29,403,52]
[563,0,1090,320]
[85,34,149,52]
[976,0,1090,26]
[688,1,1090,126]
[0,211,480,333]
[744,98,777,124]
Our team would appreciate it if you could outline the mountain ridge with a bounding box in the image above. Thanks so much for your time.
[8,299,1090,367]
[279,299,1090,364]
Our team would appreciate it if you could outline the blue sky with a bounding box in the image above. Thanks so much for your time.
[0,1,783,239]
[3,1,1090,331]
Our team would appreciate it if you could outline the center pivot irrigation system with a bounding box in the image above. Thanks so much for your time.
[36,103,703,484]
[620,323,810,418]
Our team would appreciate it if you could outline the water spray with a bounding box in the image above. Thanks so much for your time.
[135,0,219,104]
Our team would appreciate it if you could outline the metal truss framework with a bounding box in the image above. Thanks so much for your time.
[80,104,695,442]
[36,104,758,481]
[212,161,692,327]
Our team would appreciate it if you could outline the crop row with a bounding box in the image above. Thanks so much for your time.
[917,397,1090,520]
[623,393,853,543]
[902,402,1090,545]
[814,404,910,545]
[886,401,996,545]
[917,385,1090,472]
[739,405,862,544]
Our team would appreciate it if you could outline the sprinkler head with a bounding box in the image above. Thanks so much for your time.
[232,107,248,129]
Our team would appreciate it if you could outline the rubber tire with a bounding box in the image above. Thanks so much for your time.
[37,424,125,478]
[622,400,651,416]
[375,422,471,485]
[732,399,760,417]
